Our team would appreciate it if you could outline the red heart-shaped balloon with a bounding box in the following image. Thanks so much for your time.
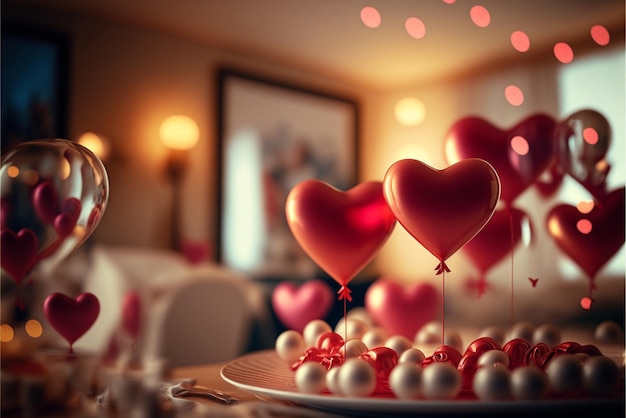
[383,159,500,262]
[546,187,625,279]
[53,197,82,237]
[462,207,528,274]
[43,292,100,352]
[286,180,396,295]
[365,278,439,339]
[0,228,39,284]
[271,280,334,332]
[445,114,557,204]
[33,181,60,224]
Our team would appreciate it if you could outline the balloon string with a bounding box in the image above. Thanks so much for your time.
[343,296,347,359]
[434,261,448,345]
[508,206,515,327]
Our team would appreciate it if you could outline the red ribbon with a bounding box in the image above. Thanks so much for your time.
[434,261,451,275]
[337,285,353,301]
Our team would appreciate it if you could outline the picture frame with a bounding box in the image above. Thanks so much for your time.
[216,68,359,278]
[1,24,70,153]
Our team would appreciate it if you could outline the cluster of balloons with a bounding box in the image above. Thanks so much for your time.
[1,140,109,298]
[445,110,624,302]
[285,158,501,312]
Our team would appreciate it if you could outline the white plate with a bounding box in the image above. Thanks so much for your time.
[221,350,623,416]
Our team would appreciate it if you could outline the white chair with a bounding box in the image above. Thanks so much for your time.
[143,265,267,368]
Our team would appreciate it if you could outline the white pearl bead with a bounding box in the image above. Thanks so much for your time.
[583,355,619,396]
[510,366,548,400]
[532,323,561,348]
[477,350,510,368]
[389,363,423,399]
[415,321,442,345]
[421,362,461,400]
[343,339,368,358]
[479,326,506,345]
[325,366,342,394]
[346,307,373,326]
[275,330,305,363]
[361,327,388,349]
[444,331,463,352]
[295,361,327,394]
[546,355,583,394]
[472,366,511,400]
[508,321,534,342]
[303,320,332,348]
[595,321,624,344]
[338,358,376,397]
[334,317,370,341]
[399,348,426,364]
[385,335,413,356]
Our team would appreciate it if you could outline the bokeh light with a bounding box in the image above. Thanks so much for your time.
[510,136,529,155]
[25,319,43,338]
[504,85,524,106]
[554,42,574,64]
[7,165,19,178]
[590,25,610,46]
[576,219,592,234]
[0,324,14,343]
[511,31,530,52]
[22,169,39,185]
[582,127,599,145]
[405,17,426,39]
[576,200,594,214]
[395,97,426,126]
[360,6,381,29]
[442,0,456,4]
[580,297,593,310]
[470,5,491,28]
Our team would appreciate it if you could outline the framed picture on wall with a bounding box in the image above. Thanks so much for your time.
[1,24,70,153]
[216,68,359,278]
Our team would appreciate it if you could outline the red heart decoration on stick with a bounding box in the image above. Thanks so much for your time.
[286,180,396,301]
[0,228,39,285]
[43,292,100,353]
[546,187,625,280]
[272,280,334,332]
[365,278,439,339]
[383,159,500,268]
[445,114,556,205]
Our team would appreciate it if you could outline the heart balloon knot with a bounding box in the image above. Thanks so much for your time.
[337,285,353,302]
[434,261,451,275]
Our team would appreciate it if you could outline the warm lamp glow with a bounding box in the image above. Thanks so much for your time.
[159,115,200,151]
[25,319,43,338]
[395,97,426,126]
[78,132,111,160]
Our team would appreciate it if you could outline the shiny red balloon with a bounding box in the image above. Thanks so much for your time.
[285,180,396,298]
[383,159,500,262]
[445,113,557,205]
[546,187,625,279]
[462,207,529,274]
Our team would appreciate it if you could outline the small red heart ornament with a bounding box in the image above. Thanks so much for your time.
[44,292,100,352]
[445,114,556,204]
[383,159,500,263]
[286,180,396,299]
[0,228,39,284]
[546,187,625,279]
[271,280,334,332]
[365,278,439,339]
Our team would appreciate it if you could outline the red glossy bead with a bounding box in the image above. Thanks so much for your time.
[503,339,531,369]
[464,336,502,355]
[317,332,344,354]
